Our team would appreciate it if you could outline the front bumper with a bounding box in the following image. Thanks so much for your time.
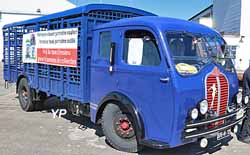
[183,107,247,140]
[140,139,170,149]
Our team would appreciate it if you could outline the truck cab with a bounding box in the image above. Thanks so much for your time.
[90,16,246,151]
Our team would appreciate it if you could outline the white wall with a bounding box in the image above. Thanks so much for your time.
[241,0,250,36]
[236,38,250,72]
[238,0,250,71]
[199,17,213,28]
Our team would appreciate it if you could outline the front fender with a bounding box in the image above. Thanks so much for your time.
[94,92,145,140]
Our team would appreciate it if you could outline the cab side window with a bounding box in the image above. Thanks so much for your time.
[99,31,111,58]
[123,30,161,66]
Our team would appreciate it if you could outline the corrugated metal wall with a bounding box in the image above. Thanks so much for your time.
[213,0,241,35]
[241,0,250,36]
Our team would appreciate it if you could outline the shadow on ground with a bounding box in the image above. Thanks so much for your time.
[36,96,233,155]
[36,96,104,137]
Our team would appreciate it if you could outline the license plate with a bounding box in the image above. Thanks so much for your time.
[217,130,231,140]
[236,109,245,120]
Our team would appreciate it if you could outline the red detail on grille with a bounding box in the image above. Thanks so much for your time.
[219,75,229,115]
[206,68,229,128]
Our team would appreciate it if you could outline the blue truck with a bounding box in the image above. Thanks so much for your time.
[2,4,248,153]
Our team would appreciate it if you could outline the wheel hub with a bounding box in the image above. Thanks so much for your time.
[120,120,130,130]
[21,88,28,102]
[113,113,135,139]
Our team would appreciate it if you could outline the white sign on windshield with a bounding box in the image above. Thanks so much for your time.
[127,38,143,65]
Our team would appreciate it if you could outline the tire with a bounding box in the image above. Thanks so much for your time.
[34,92,48,110]
[102,103,140,153]
[17,78,34,112]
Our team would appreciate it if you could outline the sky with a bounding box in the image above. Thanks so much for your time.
[69,0,213,20]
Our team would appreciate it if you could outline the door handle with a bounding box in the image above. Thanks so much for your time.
[160,77,170,83]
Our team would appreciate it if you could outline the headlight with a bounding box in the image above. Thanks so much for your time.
[191,108,199,120]
[236,92,242,104]
[199,100,208,115]
[244,96,249,105]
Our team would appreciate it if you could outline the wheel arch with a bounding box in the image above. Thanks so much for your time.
[95,92,145,140]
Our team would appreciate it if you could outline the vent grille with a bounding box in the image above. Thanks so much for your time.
[206,68,229,127]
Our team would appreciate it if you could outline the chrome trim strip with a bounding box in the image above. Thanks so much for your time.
[204,70,211,105]
[185,117,245,139]
[90,102,98,110]
[216,76,221,115]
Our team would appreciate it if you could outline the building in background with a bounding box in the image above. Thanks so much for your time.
[0,0,76,62]
[189,0,250,80]
[189,4,213,28]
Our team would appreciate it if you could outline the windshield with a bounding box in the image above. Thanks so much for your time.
[166,32,235,75]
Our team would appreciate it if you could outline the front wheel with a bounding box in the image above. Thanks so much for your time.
[102,103,140,153]
[17,78,35,112]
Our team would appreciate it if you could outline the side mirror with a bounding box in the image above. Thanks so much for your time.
[224,45,236,59]
[143,36,151,42]
[109,42,116,72]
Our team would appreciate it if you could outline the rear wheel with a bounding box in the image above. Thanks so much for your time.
[17,78,35,112]
[102,103,140,153]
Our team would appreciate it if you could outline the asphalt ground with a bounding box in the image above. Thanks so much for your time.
[0,65,249,155]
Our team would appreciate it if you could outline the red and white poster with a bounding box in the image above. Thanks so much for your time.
[22,28,78,67]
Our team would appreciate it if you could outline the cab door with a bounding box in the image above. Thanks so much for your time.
[90,28,120,112]
[115,28,175,142]
[91,27,175,142]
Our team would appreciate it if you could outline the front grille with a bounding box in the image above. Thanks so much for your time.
[206,67,229,127]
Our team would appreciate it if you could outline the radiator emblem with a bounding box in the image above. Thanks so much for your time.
[209,83,217,109]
